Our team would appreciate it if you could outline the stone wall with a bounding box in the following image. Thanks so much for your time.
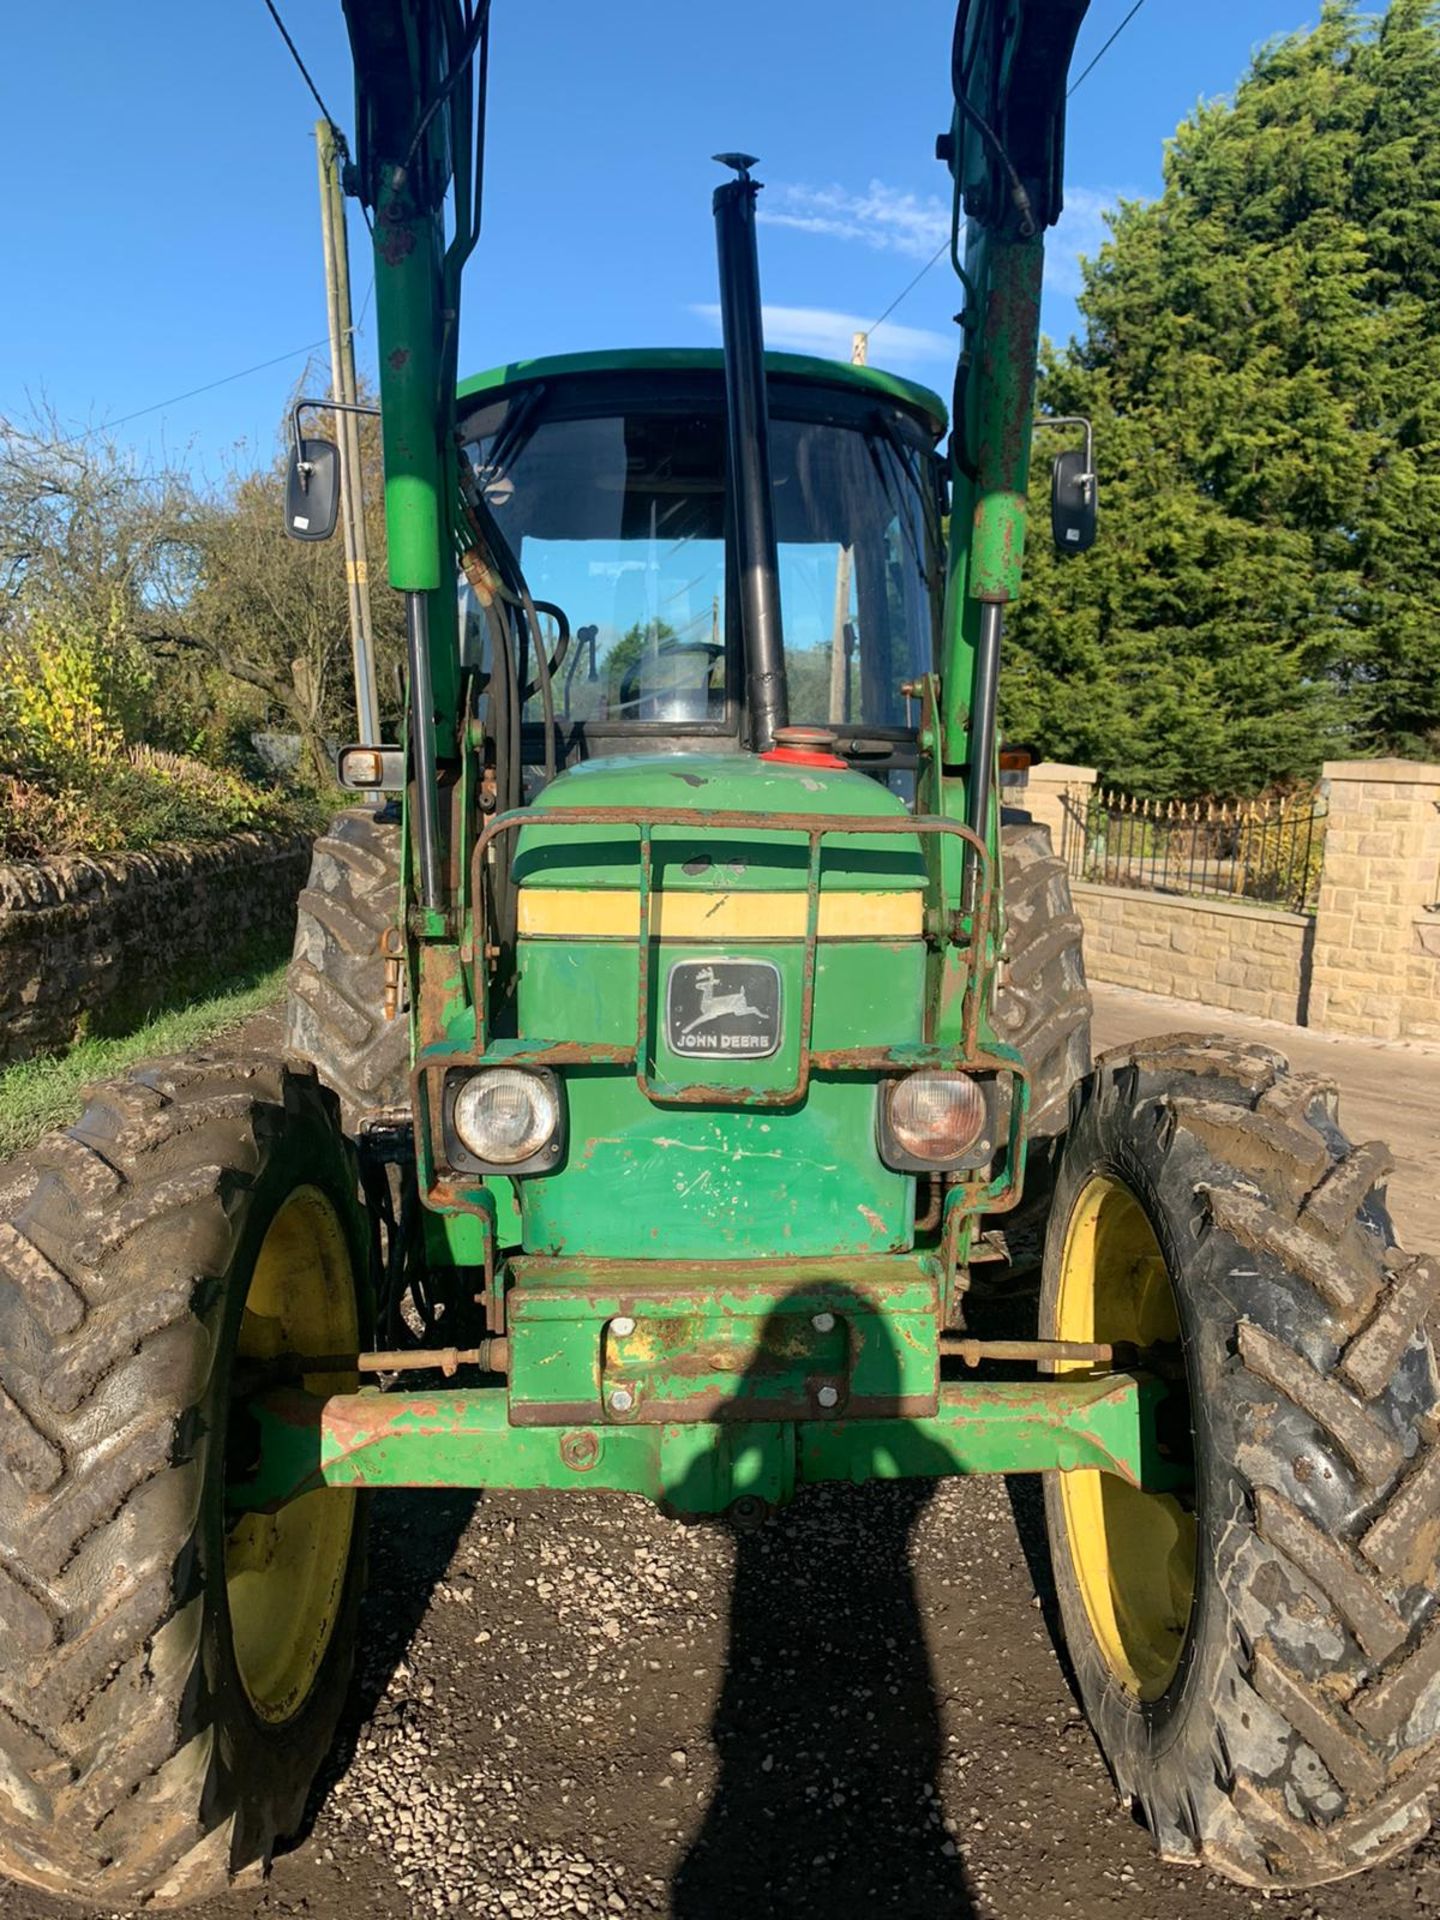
[1072,883,1311,1024]
[1023,757,1440,1039]
[1407,920,1440,1046]
[0,832,312,1067]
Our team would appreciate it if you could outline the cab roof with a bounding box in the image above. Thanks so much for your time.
[456,347,948,441]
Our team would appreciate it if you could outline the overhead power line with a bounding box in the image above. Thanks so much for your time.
[860,0,1152,341]
[863,237,950,345]
[92,338,332,435]
[3,9,384,459]
[9,336,334,455]
[258,0,348,150]
[1068,0,1151,98]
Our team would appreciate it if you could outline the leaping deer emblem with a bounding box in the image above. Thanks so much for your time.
[680,965,765,1036]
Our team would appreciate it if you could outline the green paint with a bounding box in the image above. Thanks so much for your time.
[372,176,446,595]
[506,1265,940,1421]
[516,753,927,890]
[456,347,947,440]
[939,232,1046,768]
[491,753,933,1257]
[515,943,924,1257]
[965,239,1045,604]
[231,1374,1185,1517]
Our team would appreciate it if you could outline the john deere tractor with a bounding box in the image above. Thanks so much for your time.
[2,0,1437,1904]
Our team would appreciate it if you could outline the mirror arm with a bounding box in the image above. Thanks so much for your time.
[289,396,383,490]
[1033,413,1095,497]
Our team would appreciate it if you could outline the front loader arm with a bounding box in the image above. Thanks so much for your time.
[935,0,1088,778]
[922,0,1088,1042]
[341,1,487,921]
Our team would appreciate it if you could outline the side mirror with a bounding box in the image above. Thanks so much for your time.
[285,437,341,542]
[1051,448,1097,555]
[337,743,405,792]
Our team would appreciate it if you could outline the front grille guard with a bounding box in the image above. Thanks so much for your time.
[447,805,1029,1216]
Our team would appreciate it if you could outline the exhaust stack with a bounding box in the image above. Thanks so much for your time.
[713,154,788,753]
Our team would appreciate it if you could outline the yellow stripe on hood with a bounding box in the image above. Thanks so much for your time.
[516,888,924,941]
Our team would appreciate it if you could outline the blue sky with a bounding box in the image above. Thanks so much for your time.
[3,1,1322,481]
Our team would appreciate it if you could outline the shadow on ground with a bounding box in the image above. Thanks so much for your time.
[672,1292,978,1919]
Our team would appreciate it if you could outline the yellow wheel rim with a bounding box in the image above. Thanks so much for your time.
[1054,1174,1195,1701]
[226,1186,359,1726]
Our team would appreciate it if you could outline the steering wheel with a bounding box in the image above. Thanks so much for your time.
[617,639,725,714]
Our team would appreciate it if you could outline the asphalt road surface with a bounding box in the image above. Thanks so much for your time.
[5,988,1440,1920]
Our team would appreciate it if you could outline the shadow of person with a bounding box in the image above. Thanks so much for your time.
[672,1286,978,1920]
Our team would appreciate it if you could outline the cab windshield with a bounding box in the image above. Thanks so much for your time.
[459,373,941,744]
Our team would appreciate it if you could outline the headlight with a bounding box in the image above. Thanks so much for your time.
[447,1068,562,1172]
[879,1071,991,1171]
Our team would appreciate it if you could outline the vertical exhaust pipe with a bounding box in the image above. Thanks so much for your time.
[713,154,788,752]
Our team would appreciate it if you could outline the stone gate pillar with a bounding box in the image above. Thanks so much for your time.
[1017,762,1097,862]
[1308,760,1440,1041]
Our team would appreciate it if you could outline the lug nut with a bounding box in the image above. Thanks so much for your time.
[816,1385,839,1409]
[611,1316,636,1337]
[608,1387,635,1414]
[811,1311,836,1333]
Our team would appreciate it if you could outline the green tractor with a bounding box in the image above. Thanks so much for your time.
[2,0,1437,1904]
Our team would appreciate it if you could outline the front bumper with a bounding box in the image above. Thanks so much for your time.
[232,1371,1182,1517]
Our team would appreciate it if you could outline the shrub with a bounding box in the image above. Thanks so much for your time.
[0,620,329,861]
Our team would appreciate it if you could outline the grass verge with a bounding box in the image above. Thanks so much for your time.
[0,960,288,1161]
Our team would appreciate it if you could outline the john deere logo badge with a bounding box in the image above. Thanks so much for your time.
[666,959,782,1058]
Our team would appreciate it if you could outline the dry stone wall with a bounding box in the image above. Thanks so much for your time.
[0,831,312,1067]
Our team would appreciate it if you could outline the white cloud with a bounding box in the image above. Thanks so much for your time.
[757,181,949,261]
[1046,186,1133,297]
[691,303,953,370]
[757,174,1137,307]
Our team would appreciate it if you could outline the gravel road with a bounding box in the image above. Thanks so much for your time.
[6,993,1440,1920]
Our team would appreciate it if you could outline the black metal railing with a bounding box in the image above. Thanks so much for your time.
[1059,788,1328,914]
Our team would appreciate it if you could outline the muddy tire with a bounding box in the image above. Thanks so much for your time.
[1042,1034,1440,1888]
[983,822,1092,1277]
[0,1059,369,1906]
[286,807,407,1132]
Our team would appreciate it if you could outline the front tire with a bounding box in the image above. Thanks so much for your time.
[981,822,1092,1281]
[1042,1034,1440,1888]
[0,1059,369,1906]
[286,807,407,1133]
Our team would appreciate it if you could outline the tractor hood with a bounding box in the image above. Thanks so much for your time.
[507,751,932,1259]
[513,752,926,914]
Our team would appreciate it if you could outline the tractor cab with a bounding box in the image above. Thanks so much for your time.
[455,348,946,786]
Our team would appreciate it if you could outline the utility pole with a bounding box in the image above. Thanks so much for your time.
[316,119,381,745]
[827,330,867,723]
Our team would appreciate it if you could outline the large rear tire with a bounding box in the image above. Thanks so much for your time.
[1042,1034,1440,1888]
[286,807,407,1133]
[0,1059,369,1905]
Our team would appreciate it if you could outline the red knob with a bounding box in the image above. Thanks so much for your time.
[761,726,848,770]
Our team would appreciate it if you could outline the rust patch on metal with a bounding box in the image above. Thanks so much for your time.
[560,1430,601,1471]
[512,1388,939,1427]
[377,200,418,267]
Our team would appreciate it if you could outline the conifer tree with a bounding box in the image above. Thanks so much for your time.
[1006,0,1440,796]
